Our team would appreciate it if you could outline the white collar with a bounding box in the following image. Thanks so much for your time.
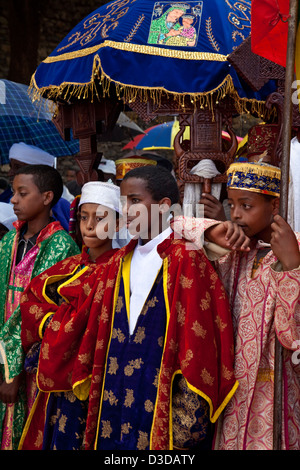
[136,226,173,255]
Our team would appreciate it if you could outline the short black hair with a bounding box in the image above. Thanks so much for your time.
[14,164,63,208]
[123,165,180,205]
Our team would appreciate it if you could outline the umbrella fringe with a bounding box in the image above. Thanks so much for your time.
[29,55,275,122]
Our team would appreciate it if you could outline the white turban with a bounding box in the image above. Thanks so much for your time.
[9,142,55,167]
[0,202,17,230]
[78,181,120,213]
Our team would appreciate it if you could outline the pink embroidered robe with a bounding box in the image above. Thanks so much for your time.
[172,216,300,450]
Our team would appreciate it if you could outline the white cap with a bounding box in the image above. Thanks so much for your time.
[9,142,55,167]
[98,158,116,175]
[78,181,120,213]
[0,202,17,230]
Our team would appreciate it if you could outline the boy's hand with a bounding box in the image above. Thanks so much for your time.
[199,193,226,221]
[270,215,300,271]
[205,221,251,252]
[0,373,23,404]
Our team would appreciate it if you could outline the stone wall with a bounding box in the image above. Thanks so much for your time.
[0,0,108,82]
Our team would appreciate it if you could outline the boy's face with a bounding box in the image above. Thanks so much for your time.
[227,188,278,242]
[120,177,162,241]
[11,174,52,222]
[79,203,117,248]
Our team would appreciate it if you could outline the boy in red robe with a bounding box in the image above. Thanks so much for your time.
[46,165,238,450]
[19,181,120,450]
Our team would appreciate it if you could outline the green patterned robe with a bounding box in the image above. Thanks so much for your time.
[0,223,80,449]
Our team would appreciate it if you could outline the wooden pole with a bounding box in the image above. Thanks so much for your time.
[273,0,299,450]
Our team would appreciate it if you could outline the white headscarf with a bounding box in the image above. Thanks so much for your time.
[78,181,120,213]
[9,142,55,167]
[0,202,17,230]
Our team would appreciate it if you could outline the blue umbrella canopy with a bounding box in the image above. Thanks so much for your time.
[0,79,79,165]
[31,0,275,110]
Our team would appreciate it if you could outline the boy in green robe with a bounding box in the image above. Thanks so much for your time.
[0,164,79,449]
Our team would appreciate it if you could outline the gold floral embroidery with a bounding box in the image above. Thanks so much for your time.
[124,358,144,376]
[181,349,193,370]
[140,296,159,316]
[41,342,50,360]
[169,338,179,353]
[121,422,132,439]
[58,413,67,431]
[215,314,227,332]
[222,363,234,381]
[78,351,91,365]
[191,320,207,339]
[144,399,154,413]
[82,282,92,297]
[38,372,54,388]
[157,336,164,348]
[124,388,135,408]
[133,326,146,344]
[115,296,124,313]
[64,391,77,403]
[176,301,186,326]
[34,430,43,449]
[108,357,119,375]
[137,431,149,450]
[96,339,104,350]
[29,304,44,319]
[103,389,119,406]
[50,320,60,332]
[201,368,214,386]
[64,318,74,333]
[179,274,193,289]
[200,291,211,310]
[94,281,104,303]
[20,292,28,303]
[111,327,126,343]
[101,306,109,323]
[101,420,113,439]
[153,368,160,388]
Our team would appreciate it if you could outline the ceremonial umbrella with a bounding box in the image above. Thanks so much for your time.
[123,120,243,151]
[0,79,79,165]
[30,0,275,111]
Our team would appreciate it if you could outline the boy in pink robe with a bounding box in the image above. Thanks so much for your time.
[173,160,300,450]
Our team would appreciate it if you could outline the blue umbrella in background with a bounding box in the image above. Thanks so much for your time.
[30,0,275,110]
[0,79,79,165]
[123,120,243,151]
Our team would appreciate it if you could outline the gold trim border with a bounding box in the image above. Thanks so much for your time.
[43,40,228,64]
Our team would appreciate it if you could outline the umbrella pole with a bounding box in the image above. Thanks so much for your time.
[273,0,299,450]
